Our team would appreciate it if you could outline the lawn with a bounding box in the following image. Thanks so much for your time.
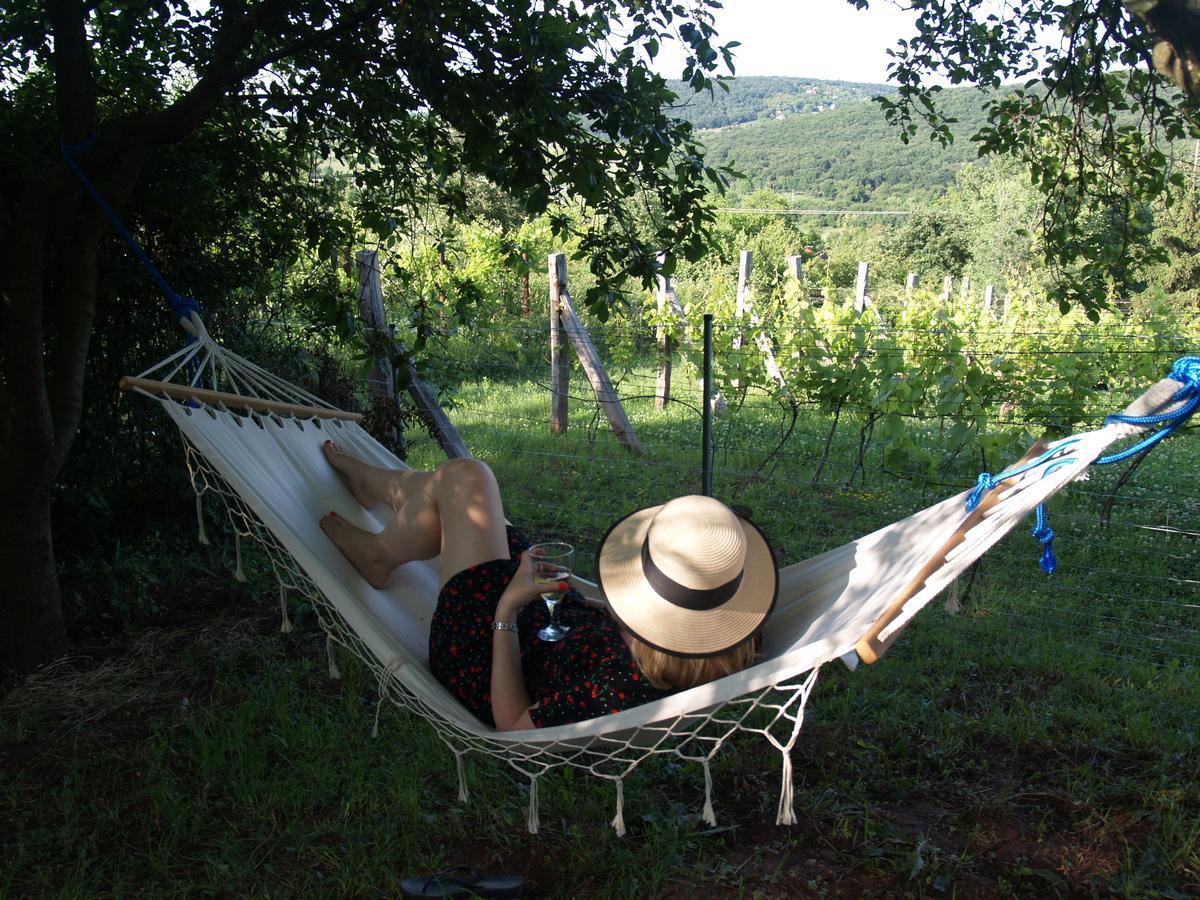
[3,358,1197,897]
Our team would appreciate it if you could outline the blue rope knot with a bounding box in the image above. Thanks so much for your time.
[965,472,996,512]
[1031,505,1057,574]
[1169,356,1200,396]
[170,293,201,325]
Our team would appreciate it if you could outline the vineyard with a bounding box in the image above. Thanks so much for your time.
[391,264,1200,673]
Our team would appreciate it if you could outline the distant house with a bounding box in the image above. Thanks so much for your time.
[774,109,786,120]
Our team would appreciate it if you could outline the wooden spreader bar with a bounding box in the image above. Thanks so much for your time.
[118,375,363,422]
[853,438,1051,665]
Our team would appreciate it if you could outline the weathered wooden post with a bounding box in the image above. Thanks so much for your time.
[549,254,570,435]
[983,285,996,317]
[730,249,786,390]
[786,255,804,282]
[959,275,971,303]
[356,250,393,399]
[941,276,954,304]
[854,261,870,314]
[521,251,531,317]
[906,272,920,295]
[734,250,753,355]
[655,252,674,410]
[357,249,471,458]
[549,253,642,452]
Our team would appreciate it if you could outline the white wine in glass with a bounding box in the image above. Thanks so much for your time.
[529,542,574,642]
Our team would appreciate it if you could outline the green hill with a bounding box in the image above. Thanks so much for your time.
[668,76,894,130]
[692,81,1007,207]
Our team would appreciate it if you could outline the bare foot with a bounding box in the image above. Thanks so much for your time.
[320,511,396,588]
[322,441,376,508]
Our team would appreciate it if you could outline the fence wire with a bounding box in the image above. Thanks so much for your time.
[392,315,1199,669]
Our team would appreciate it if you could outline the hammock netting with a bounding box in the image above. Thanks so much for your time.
[127,315,1196,834]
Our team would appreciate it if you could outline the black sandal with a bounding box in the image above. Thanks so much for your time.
[400,866,524,899]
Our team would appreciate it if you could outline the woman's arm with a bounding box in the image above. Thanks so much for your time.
[490,553,565,731]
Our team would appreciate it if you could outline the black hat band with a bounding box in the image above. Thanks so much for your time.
[640,537,744,611]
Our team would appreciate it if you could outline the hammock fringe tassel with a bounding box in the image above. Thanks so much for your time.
[776,749,796,826]
[195,494,209,545]
[612,778,626,836]
[326,634,341,681]
[278,584,293,634]
[527,775,540,834]
[456,751,470,803]
[233,531,246,583]
[702,759,716,827]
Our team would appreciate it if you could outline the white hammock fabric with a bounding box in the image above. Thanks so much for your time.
[127,316,1188,833]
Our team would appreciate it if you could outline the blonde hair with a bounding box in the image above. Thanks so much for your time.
[629,635,759,691]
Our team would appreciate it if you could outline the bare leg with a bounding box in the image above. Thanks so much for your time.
[322,441,431,510]
[321,456,510,589]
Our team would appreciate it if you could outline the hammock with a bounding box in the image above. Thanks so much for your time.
[121,314,1197,834]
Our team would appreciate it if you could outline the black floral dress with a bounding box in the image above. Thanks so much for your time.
[429,527,670,728]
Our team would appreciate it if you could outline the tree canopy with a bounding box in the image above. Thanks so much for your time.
[0,0,735,673]
[855,0,1200,315]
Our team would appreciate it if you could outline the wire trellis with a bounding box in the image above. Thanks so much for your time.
[398,316,1200,670]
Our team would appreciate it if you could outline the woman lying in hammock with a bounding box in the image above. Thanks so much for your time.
[318,444,778,731]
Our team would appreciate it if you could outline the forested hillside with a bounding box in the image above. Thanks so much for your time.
[694,81,1005,207]
[667,76,893,130]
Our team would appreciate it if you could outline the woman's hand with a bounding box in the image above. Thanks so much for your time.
[495,552,566,623]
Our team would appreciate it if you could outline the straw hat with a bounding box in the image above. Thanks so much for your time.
[597,495,778,658]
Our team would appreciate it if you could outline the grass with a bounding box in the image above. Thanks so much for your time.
[3,364,1198,896]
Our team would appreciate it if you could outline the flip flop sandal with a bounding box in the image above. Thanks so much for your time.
[400,866,524,899]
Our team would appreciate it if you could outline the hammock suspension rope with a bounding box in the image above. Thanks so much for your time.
[965,356,1200,573]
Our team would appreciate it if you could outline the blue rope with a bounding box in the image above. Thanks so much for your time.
[60,136,204,385]
[1094,356,1200,466]
[965,357,1200,575]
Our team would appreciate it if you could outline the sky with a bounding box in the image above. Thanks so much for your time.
[649,0,922,85]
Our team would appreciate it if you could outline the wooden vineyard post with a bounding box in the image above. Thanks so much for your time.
[906,272,920,295]
[521,251,531,317]
[356,250,401,449]
[941,276,954,304]
[983,285,996,317]
[733,249,786,391]
[655,252,675,410]
[356,250,472,460]
[549,253,570,435]
[549,253,643,452]
[959,275,971,303]
[854,261,870,314]
[733,250,753,355]
[786,255,803,282]
[356,250,393,397]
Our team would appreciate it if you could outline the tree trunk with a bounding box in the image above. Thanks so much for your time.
[0,484,68,674]
[0,152,134,674]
